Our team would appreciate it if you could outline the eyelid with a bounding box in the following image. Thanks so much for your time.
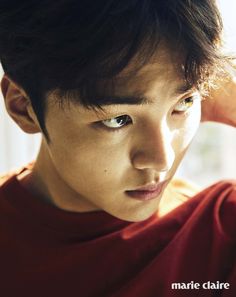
[178,92,202,103]
[173,93,201,114]
[95,112,131,122]
[94,114,133,132]
[181,91,200,99]
[92,93,201,128]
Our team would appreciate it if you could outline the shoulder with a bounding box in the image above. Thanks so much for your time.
[0,172,16,187]
[200,180,236,239]
[159,179,236,241]
[167,178,236,207]
[0,166,30,196]
[178,179,236,241]
[194,179,236,207]
[0,164,34,188]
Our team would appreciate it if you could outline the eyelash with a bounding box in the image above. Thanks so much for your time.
[172,95,200,114]
[97,95,200,131]
[98,115,132,132]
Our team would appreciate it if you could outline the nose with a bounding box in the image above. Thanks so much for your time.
[131,121,175,172]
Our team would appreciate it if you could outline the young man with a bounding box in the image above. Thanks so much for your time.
[0,1,235,296]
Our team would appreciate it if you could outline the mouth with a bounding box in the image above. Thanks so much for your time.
[125,180,169,201]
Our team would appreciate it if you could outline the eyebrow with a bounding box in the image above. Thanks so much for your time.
[95,84,195,106]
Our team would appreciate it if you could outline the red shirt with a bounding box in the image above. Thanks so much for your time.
[0,172,235,297]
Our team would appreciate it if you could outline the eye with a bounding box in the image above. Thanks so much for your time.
[101,115,132,129]
[173,94,200,113]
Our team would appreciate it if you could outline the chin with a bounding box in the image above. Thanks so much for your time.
[112,206,159,223]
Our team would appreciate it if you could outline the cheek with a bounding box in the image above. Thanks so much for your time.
[49,137,129,187]
[172,106,201,152]
[169,109,200,176]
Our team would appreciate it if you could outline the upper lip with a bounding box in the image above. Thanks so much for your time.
[128,180,169,192]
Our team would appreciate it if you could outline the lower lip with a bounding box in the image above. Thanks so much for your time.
[125,184,166,201]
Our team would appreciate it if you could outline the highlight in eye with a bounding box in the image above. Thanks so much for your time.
[173,94,201,113]
[101,115,132,129]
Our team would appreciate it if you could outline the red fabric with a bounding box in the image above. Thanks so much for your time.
[0,173,236,297]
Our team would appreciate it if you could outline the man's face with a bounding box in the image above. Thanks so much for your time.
[42,48,201,222]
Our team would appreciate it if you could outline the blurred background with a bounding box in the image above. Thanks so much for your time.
[176,0,236,187]
[0,0,236,187]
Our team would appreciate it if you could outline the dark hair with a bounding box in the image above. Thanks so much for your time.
[0,0,226,137]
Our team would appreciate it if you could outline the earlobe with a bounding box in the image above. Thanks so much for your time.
[1,75,41,134]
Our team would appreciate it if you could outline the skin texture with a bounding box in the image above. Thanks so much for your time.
[1,48,203,222]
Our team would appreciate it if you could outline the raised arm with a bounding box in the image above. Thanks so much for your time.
[201,63,236,127]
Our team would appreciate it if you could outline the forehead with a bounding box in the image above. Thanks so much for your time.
[49,45,190,109]
[99,46,186,98]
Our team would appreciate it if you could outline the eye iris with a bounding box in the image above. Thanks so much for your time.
[184,97,194,107]
[116,115,127,126]
[102,115,131,128]
[175,97,194,112]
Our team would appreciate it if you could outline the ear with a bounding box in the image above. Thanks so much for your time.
[1,75,41,134]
